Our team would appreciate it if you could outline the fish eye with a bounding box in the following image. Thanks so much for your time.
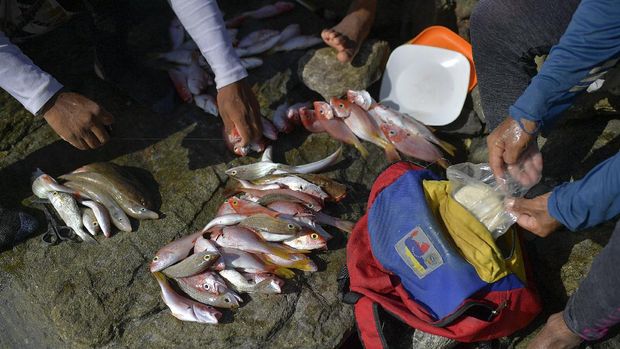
[339,103,344,108]
[319,109,324,115]
[287,224,295,230]
[389,130,396,136]
[140,208,146,212]
[93,222,98,226]
[232,199,238,206]
[224,297,230,303]
[311,233,319,239]
[204,255,211,261]
[307,203,314,208]
[204,284,210,290]
[152,256,159,262]
[230,170,237,176]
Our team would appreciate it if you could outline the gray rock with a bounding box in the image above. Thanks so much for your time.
[298,40,390,100]
[437,109,483,136]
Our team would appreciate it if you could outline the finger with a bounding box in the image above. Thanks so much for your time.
[68,136,88,150]
[90,123,110,145]
[248,104,263,142]
[95,106,114,125]
[233,118,251,147]
[522,159,541,187]
[509,197,531,215]
[516,214,541,235]
[82,131,102,149]
[503,141,527,166]
[487,137,506,179]
[532,151,544,172]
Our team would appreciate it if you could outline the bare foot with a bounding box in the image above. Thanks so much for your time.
[527,312,583,349]
[321,0,376,63]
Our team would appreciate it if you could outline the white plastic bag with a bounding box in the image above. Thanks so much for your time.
[446,163,535,239]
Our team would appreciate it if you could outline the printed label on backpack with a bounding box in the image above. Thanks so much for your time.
[395,226,443,278]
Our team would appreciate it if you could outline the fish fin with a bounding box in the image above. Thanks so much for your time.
[261,146,273,162]
[254,279,281,294]
[289,259,318,272]
[353,141,369,158]
[273,267,296,279]
[383,142,401,162]
[437,158,450,169]
[438,140,456,157]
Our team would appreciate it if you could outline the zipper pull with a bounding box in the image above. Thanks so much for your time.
[491,300,509,315]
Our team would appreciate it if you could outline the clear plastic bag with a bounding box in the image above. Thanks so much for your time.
[446,163,535,239]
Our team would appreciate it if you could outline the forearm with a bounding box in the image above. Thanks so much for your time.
[509,0,620,132]
[0,31,63,115]
[548,152,620,231]
[169,0,247,89]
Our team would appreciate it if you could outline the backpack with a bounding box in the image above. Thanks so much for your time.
[341,162,542,348]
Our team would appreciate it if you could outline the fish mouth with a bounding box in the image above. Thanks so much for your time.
[31,168,45,183]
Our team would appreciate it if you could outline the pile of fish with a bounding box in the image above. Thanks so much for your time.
[150,146,353,324]
[31,163,158,243]
[274,90,457,168]
[160,1,321,115]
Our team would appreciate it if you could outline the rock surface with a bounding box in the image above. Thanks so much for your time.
[298,40,390,100]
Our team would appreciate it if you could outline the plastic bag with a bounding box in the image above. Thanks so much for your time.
[446,163,535,239]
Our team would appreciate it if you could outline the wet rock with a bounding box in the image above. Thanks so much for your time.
[298,40,390,100]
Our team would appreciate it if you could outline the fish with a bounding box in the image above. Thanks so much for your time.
[64,180,132,232]
[276,23,301,45]
[314,211,355,233]
[240,57,263,70]
[211,226,303,260]
[266,200,314,216]
[31,169,82,199]
[174,276,241,308]
[161,250,220,278]
[169,17,185,50]
[194,94,218,116]
[295,173,347,202]
[150,230,205,272]
[299,107,325,133]
[288,215,333,240]
[286,102,311,126]
[273,35,323,52]
[82,208,100,236]
[252,174,329,201]
[244,272,285,288]
[227,196,280,218]
[168,68,193,103]
[213,246,296,279]
[370,104,456,156]
[79,200,112,237]
[238,188,323,211]
[218,269,282,294]
[60,172,158,220]
[74,162,152,207]
[262,251,318,271]
[380,123,449,168]
[331,98,401,162]
[272,102,292,133]
[158,49,196,65]
[176,271,229,295]
[152,272,221,324]
[47,191,97,243]
[200,214,247,233]
[235,33,282,57]
[216,200,237,216]
[238,29,280,48]
[225,145,342,180]
[187,59,210,95]
[261,117,278,141]
[225,178,283,194]
[238,214,303,235]
[313,102,369,158]
[193,235,226,271]
[282,231,327,251]
[346,89,376,111]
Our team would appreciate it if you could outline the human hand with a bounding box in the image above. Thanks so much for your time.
[42,92,114,150]
[506,193,561,237]
[217,79,262,150]
[487,117,541,185]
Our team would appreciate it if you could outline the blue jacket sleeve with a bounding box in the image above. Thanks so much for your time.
[548,152,620,231]
[509,0,620,132]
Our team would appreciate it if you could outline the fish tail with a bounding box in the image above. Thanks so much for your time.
[290,259,318,272]
[353,140,369,158]
[383,141,401,162]
[437,158,450,169]
[273,267,296,279]
[255,279,282,294]
[76,227,98,244]
[438,140,456,156]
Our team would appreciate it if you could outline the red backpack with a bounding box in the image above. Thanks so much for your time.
[340,162,542,348]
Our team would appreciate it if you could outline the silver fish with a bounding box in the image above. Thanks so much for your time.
[273,35,322,52]
[276,23,301,45]
[200,214,247,233]
[31,169,81,199]
[153,272,221,324]
[82,208,100,236]
[79,200,112,238]
[177,271,229,295]
[225,146,342,180]
[238,29,279,48]
[218,269,282,294]
[235,33,281,57]
[48,191,97,243]
[150,230,205,272]
[240,57,263,70]
[161,250,220,278]
[64,181,132,232]
[175,276,241,308]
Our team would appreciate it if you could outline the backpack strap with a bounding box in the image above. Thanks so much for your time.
[355,297,388,349]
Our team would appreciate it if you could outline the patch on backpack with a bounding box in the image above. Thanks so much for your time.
[395,226,443,278]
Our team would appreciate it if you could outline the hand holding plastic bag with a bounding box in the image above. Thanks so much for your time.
[447,162,539,239]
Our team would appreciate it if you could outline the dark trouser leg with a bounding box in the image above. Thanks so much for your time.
[469,0,580,130]
[563,220,620,341]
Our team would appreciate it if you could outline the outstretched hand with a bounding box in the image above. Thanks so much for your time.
[506,193,561,237]
[487,117,542,187]
[217,78,263,150]
[43,92,114,150]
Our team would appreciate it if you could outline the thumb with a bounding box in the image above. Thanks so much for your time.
[508,197,531,215]
[516,214,540,234]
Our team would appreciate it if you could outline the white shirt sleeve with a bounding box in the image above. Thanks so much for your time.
[169,0,247,89]
[0,31,63,115]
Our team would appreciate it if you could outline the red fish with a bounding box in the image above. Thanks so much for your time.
[168,68,192,103]
[331,98,400,162]
[380,123,449,168]
[227,197,280,217]
[299,107,325,133]
[313,102,369,158]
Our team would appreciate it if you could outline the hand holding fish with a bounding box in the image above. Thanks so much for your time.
[42,92,114,150]
[217,79,263,150]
